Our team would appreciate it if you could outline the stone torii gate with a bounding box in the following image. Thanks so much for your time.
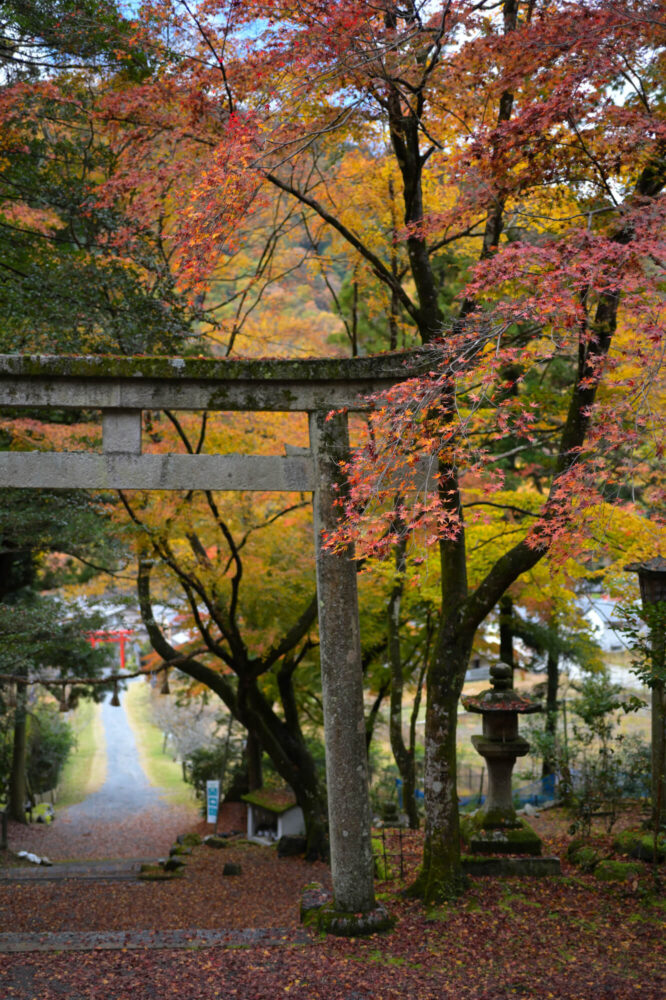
[0,351,423,921]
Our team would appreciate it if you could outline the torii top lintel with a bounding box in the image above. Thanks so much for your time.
[0,351,427,412]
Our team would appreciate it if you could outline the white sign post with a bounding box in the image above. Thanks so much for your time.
[206,780,220,825]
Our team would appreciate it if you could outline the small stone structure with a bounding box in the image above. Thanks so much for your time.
[462,661,559,872]
[462,661,541,829]
[242,788,305,842]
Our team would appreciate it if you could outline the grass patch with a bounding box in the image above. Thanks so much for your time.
[123,681,196,807]
[56,699,107,809]
[424,906,452,923]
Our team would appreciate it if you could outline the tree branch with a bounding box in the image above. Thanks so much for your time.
[266,171,419,322]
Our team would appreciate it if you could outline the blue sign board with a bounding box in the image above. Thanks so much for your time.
[206,780,220,824]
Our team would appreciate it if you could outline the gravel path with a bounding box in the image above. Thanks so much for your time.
[6,683,200,861]
[65,683,168,822]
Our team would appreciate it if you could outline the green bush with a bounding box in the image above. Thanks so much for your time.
[559,673,649,837]
[183,740,247,804]
[27,705,76,794]
[183,744,232,800]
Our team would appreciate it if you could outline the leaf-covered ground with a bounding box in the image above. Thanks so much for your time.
[5,802,201,861]
[1,809,664,999]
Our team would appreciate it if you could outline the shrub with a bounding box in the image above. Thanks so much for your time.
[561,673,649,837]
[27,705,76,794]
[183,744,232,800]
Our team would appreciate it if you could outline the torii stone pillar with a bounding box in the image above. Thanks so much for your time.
[310,409,375,914]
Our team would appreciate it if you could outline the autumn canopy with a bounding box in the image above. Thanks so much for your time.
[0,0,664,906]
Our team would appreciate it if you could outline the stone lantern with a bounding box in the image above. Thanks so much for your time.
[625,556,666,828]
[462,661,542,829]
[462,662,542,854]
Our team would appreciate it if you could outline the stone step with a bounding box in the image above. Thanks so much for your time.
[0,858,154,883]
[0,927,309,954]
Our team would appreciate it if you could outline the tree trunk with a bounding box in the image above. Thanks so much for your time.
[410,643,470,902]
[8,689,27,823]
[388,538,420,829]
[405,0,520,901]
[542,648,559,779]
[499,594,515,682]
[651,617,666,831]
[245,730,263,792]
[289,743,329,862]
[408,658,428,805]
[410,522,472,901]
[365,678,390,753]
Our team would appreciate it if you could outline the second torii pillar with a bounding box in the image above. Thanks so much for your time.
[309,409,376,916]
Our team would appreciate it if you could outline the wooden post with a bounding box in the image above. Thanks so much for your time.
[309,409,376,914]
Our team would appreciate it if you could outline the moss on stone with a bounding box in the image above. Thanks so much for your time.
[203,835,228,849]
[241,787,297,814]
[138,864,183,882]
[163,856,186,872]
[476,805,519,829]
[613,829,666,863]
[0,350,428,384]
[300,881,331,924]
[462,855,561,877]
[169,844,192,857]
[567,844,601,873]
[315,901,394,937]
[566,837,586,860]
[179,832,202,848]
[594,860,644,882]
[469,819,542,856]
[406,868,469,904]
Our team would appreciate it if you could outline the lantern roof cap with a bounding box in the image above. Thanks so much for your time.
[461,660,542,714]
[625,556,666,574]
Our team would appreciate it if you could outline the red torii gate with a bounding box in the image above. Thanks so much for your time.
[86,629,133,671]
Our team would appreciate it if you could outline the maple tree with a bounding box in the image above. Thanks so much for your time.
[134,0,662,901]
[2,0,665,904]
[121,0,663,902]
[0,82,208,355]
[0,0,276,356]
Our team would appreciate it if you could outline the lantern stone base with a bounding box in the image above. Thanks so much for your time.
[462,855,561,877]
[461,814,544,856]
[467,819,543,856]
